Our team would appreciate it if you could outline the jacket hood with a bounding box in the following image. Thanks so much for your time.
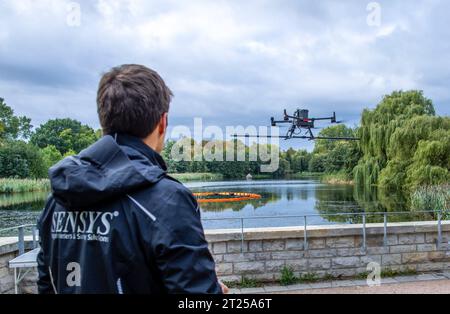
[49,134,167,210]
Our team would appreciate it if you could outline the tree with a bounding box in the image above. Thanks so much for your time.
[0,98,33,141]
[313,124,357,155]
[0,141,46,178]
[353,90,447,191]
[309,154,327,172]
[306,125,360,176]
[31,118,98,155]
[41,145,63,171]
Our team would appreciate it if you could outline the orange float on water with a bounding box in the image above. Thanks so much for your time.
[193,192,262,203]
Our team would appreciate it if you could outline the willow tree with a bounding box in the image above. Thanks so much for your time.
[403,117,450,189]
[353,90,436,189]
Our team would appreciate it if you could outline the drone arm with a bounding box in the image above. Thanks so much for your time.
[312,112,337,123]
[272,120,293,124]
[271,118,293,127]
[311,117,334,121]
[232,134,360,141]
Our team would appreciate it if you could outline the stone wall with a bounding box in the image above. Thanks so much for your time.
[205,221,450,283]
[0,238,37,294]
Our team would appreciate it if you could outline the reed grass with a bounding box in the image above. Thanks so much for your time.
[411,185,449,218]
[169,173,224,182]
[0,178,51,194]
[320,172,354,185]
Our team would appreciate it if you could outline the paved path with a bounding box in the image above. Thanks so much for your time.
[231,272,450,294]
[291,279,450,294]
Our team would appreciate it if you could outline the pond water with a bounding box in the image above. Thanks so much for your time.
[0,179,432,234]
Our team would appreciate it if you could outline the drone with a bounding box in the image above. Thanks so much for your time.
[233,108,360,141]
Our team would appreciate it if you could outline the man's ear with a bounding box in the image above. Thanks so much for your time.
[159,112,168,135]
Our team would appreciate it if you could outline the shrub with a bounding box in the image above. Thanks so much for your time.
[280,266,297,286]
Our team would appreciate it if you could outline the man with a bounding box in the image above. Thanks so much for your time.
[37,64,227,294]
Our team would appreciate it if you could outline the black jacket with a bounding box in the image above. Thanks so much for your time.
[37,134,222,294]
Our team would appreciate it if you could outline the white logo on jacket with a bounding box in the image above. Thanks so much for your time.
[51,211,119,243]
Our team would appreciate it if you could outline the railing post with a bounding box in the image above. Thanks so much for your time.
[303,216,308,251]
[240,218,244,253]
[383,213,387,247]
[437,211,442,249]
[362,214,367,252]
[18,226,25,255]
[32,226,37,249]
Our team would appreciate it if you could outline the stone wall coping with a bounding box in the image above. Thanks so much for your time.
[0,237,35,256]
[205,220,450,242]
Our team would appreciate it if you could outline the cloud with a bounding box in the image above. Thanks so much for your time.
[0,0,449,151]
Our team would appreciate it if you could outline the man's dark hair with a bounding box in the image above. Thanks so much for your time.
[97,64,173,138]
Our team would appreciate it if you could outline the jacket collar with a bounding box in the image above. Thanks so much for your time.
[112,133,168,171]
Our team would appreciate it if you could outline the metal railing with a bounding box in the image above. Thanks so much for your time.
[0,224,39,255]
[202,210,448,253]
[0,210,447,255]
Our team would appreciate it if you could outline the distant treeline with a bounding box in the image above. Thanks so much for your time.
[162,123,360,180]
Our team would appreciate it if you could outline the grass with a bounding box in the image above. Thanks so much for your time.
[355,271,371,280]
[320,172,354,185]
[169,173,224,182]
[298,273,320,283]
[223,277,263,289]
[381,268,417,278]
[251,174,275,180]
[279,267,321,286]
[0,178,50,194]
[289,172,323,179]
[411,185,449,219]
[226,267,420,289]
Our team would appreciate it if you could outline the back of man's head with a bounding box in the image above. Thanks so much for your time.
[97,64,173,138]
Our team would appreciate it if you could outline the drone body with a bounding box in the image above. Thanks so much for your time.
[234,108,360,141]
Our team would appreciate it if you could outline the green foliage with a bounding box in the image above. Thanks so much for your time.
[0,178,50,194]
[239,277,262,288]
[298,273,319,283]
[354,90,448,191]
[279,267,320,286]
[170,172,224,182]
[411,185,449,218]
[163,138,285,179]
[0,98,33,141]
[31,118,98,155]
[40,145,63,171]
[381,268,417,278]
[311,125,360,176]
[308,153,327,172]
[280,266,297,286]
[314,124,358,154]
[321,171,353,184]
[0,141,46,178]
[284,148,311,173]
[163,125,359,179]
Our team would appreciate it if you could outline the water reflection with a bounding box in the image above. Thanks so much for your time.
[0,191,48,232]
[316,185,435,223]
[0,192,48,210]
[0,180,425,231]
[190,180,425,229]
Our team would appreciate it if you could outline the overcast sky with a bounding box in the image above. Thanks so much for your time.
[0,0,449,150]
